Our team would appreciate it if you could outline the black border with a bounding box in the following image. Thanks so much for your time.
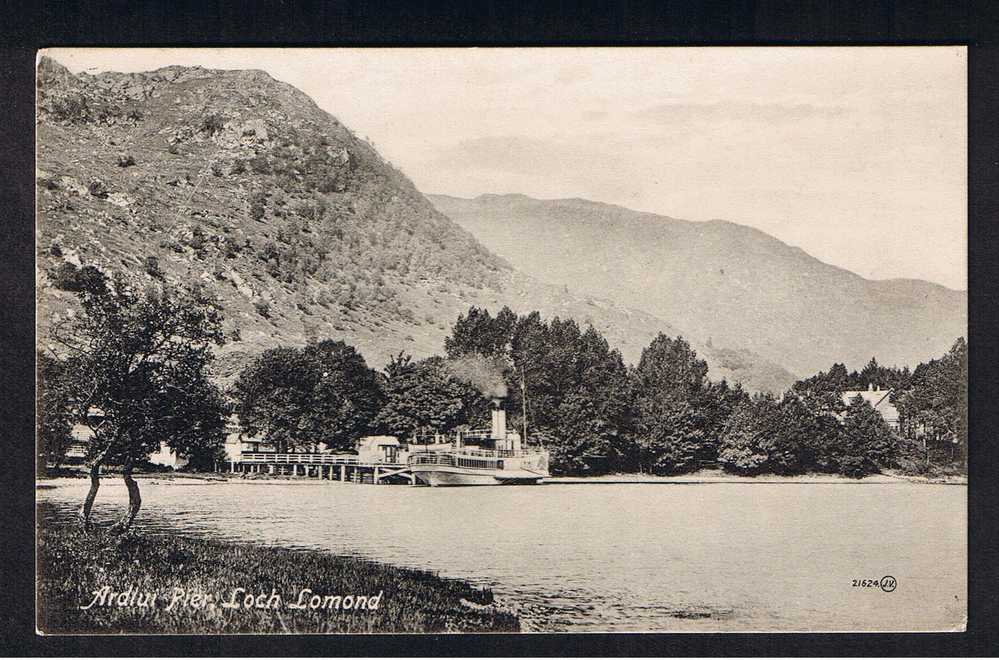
[3,0,998,656]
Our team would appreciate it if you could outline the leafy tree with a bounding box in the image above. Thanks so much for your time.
[694,379,751,464]
[793,362,849,395]
[231,348,316,452]
[635,399,711,475]
[372,354,477,438]
[37,351,74,472]
[631,335,713,474]
[445,306,517,359]
[894,337,967,469]
[441,307,637,475]
[51,272,228,531]
[632,334,708,402]
[544,327,637,474]
[762,394,823,475]
[836,396,898,477]
[795,359,912,395]
[233,339,384,453]
[718,395,778,474]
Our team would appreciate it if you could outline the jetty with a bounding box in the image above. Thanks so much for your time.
[229,451,415,485]
[225,435,416,484]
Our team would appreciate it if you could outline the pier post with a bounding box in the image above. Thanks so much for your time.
[340,465,346,482]
[268,464,275,475]
[374,467,380,484]
[230,460,235,473]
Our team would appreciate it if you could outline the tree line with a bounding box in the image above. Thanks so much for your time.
[39,276,967,532]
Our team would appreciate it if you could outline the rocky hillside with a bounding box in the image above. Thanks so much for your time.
[35,57,793,392]
[430,193,967,376]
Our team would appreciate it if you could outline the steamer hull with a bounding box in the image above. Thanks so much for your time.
[408,448,549,487]
[411,463,547,487]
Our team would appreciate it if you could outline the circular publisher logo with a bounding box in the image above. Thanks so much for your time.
[880,575,897,593]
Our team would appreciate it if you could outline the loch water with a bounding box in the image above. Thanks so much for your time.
[37,479,966,632]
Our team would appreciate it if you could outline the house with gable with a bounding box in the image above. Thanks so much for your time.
[841,383,900,431]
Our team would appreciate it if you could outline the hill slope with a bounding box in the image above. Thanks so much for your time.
[35,57,793,392]
[430,193,966,375]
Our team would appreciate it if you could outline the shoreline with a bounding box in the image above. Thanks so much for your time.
[547,469,967,486]
[36,502,520,634]
[38,468,968,488]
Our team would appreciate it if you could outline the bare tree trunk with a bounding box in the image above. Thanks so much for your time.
[79,441,115,531]
[79,460,102,531]
[113,459,142,533]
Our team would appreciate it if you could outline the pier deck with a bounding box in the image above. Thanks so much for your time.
[229,452,415,484]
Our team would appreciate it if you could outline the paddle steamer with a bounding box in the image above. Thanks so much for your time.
[407,401,549,486]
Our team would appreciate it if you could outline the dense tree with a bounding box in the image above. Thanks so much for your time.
[543,326,637,474]
[718,388,899,478]
[441,307,637,475]
[836,396,899,477]
[794,359,911,395]
[37,352,74,472]
[894,337,967,469]
[631,335,716,474]
[444,306,517,360]
[718,394,778,475]
[632,335,709,402]
[695,380,751,464]
[305,340,386,449]
[233,339,384,453]
[373,354,478,438]
[50,272,228,531]
[231,348,316,452]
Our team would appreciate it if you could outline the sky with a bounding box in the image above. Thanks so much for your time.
[46,47,967,290]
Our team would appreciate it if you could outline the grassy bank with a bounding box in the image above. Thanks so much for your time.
[37,503,519,634]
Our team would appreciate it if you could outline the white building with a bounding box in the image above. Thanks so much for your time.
[841,384,900,430]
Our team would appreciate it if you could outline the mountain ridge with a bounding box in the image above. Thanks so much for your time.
[35,57,795,393]
[443,193,965,294]
[429,192,966,375]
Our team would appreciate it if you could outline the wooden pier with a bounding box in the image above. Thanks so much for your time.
[229,452,416,485]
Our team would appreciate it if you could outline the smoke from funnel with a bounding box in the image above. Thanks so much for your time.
[446,355,509,399]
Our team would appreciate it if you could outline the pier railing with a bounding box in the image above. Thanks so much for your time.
[240,452,365,465]
[409,447,533,459]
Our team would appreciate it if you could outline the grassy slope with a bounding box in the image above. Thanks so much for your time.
[37,503,519,634]
[35,57,751,388]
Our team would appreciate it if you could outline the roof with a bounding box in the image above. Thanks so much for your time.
[358,435,401,447]
[842,388,899,423]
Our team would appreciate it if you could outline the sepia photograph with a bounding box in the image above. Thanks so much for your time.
[33,46,967,635]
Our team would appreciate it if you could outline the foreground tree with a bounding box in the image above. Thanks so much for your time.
[233,339,384,452]
[37,351,74,473]
[51,273,228,531]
